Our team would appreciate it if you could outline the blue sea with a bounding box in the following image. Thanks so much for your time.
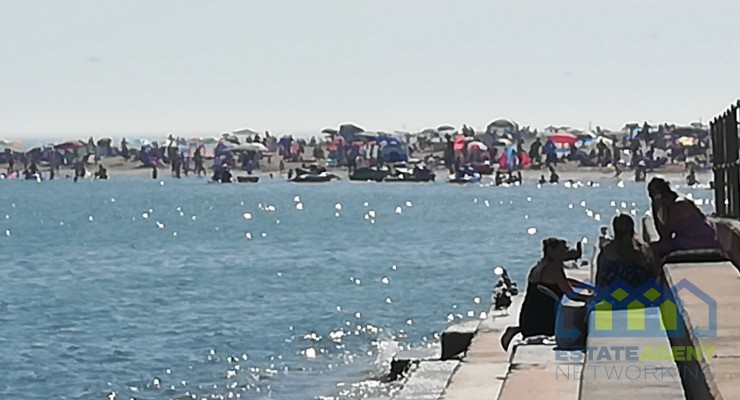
[0,177,712,399]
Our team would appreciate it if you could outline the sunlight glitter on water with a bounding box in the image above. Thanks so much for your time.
[1,178,700,400]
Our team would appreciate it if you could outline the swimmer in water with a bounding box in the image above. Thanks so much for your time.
[95,164,108,180]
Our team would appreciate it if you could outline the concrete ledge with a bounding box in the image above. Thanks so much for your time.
[664,261,740,400]
[498,367,580,400]
[440,362,508,400]
[582,307,686,399]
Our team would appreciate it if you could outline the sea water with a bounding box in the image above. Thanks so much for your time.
[0,177,712,399]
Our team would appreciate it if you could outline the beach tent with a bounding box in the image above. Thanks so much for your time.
[376,135,409,163]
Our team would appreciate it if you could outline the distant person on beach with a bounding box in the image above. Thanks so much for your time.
[500,238,592,350]
[544,139,557,167]
[538,174,547,185]
[648,177,721,260]
[193,147,206,176]
[596,214,655,288]
[529,138,542,167]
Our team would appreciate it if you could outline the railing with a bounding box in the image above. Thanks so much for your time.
[711,101,740,218]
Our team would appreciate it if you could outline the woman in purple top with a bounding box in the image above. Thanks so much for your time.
[648,177,721,260]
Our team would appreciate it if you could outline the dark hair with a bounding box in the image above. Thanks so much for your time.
[612,213,635,239]
[648,177,677,200]
[542,237,566,258]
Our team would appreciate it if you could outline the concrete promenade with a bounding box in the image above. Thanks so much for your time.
[392,217,740,400]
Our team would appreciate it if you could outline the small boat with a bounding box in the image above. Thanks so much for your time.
[349,167,388,182]
[448,167,481,184]
[291,173,339,183]
[24,173,42,182]
[236,176,259,183]
[448,176,480,184]
[383,166,435,182]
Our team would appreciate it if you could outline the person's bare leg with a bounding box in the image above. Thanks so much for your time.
[500,326,521,351]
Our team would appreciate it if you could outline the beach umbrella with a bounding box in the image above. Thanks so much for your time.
[321,128,338,135]
[131,138,152,147]
[221,133,240,144]
[494,138,513,147]
[437,124,456,132]
[549,131,578,143]
[677,136,698,147]
[467,141,488,151]
[0,144,19,153]
[578,131,597,140]
[228,142,269,152]
[339,123,365,133]
[232,128,260,136]
[54,140,85,150]
[356,131,379,140]
[488,119,517,129]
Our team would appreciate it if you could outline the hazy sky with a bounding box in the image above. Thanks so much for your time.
[1,0,740,139]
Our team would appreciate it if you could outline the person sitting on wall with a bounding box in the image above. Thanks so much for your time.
[648,177,721,261]
[500,238,592,350]
[596,214,655,289]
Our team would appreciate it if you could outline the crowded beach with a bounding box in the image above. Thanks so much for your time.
[0,119,711,186]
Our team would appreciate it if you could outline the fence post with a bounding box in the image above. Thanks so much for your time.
[716,114,727,216]
[729,106,740,217]
[712,118,724,216]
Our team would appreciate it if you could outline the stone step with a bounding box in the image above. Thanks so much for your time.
[393,360,460,400]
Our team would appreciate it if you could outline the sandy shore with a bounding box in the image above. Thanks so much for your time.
[65,156,709,185]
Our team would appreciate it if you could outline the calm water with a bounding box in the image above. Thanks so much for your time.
[0,177,712,399]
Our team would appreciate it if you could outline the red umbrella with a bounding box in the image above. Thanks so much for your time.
[549,132,578,145]
[54,141,85,150]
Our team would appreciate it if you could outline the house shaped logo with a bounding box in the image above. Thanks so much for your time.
[555,278,716,339]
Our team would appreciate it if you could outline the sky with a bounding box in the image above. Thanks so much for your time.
[1,0,740,140]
